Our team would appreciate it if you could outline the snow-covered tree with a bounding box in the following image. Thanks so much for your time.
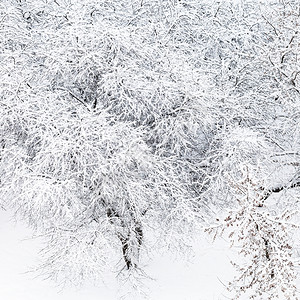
[0,0,213,284]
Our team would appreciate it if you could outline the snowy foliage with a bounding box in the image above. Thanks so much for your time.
[1,0,300,298]
[208,168,299,299]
